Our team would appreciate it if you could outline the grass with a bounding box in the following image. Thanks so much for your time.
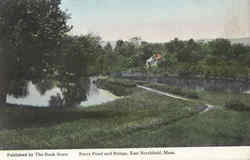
[225,99,250,111]
[1,78,250,149]
[139,81,250,108]
[0,86,203,149]
[142,83,199,99]
[0,104,118,130]
[197,90,250,107]
[106,109,250,147]
[96,78,137,96]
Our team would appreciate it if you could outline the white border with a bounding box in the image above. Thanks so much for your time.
[1,147,250,160]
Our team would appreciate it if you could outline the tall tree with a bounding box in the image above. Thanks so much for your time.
[207,39,232,59]
[53,34,102,106]
[0,0,71,104]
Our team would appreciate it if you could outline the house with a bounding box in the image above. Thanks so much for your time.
[146,54,162,68]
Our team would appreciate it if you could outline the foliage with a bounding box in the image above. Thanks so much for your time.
[1,0,249,106]
[98,37,250,79]
[225,99,250,111]
[96,78,137,96]
[34,80,55,95]
[0,0,71,103]
[8,80,30,98]
[0,0,102,106]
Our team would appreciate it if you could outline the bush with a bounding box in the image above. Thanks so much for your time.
[96,78,137,96]
[108,78,137,87]
[225,99,250,111]
[182,89,200,99]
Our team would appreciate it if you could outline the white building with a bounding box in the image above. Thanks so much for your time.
[146,54,162,68]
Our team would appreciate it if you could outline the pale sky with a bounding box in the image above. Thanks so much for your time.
[61,0,250,42]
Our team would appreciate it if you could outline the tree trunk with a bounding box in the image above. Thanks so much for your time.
[0,91,7,105]
[0,77,8,105]
[0,48,8,105]
[0,71,8,106]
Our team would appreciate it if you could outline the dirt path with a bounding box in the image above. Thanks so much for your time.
[137,85,216,113]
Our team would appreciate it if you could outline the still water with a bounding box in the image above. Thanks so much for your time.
[7,77,119,107]
[80,77,120,107]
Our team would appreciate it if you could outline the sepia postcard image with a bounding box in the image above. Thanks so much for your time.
[0,0,250,158]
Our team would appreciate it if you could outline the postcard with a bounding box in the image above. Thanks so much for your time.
[0,0,250,159]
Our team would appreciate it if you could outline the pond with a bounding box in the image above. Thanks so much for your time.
[80,77,120,107]
[7,77,120,107]
[243,90,250,94]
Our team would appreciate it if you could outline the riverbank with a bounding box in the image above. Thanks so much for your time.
[0,79,203,149]
[0,78,250,149]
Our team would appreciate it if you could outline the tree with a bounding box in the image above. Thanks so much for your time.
[165,38,185,54]
[207,39,232,59]
[139,42,155,62]
[177,39,203,63]
[114,40,137,57]
[0,0,71,104]
[104,42,113,54]
[54,34,102,106]
[231,43,249,60]
[129,36,141,47]
[115,40,124,54]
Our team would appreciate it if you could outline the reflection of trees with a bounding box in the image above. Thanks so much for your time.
[51,35,99,107]
[8,80,29,98]
[49,93,63,107]
[34,80,55,95]
[57,77,90,107]
[5,34,99,107]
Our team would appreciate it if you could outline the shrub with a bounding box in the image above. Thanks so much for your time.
[225,99,250,111]
[96,78,136,96]
[182,89,200,99]
[109,78,137,87]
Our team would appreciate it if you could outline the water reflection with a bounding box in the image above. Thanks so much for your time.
[57,78,89,107]
[244,90,250,94]
[80,77,119,107]
[7,77,119,107]
[7,82,63,107]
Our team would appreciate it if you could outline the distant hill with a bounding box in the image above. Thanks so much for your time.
[101,37,250,48]
[230,37,250,46]
[198,37,250,46]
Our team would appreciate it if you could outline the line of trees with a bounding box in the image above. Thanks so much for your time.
[97,38,250,79]
[0,0,249,106]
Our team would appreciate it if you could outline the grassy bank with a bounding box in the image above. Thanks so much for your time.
[106,109,250,147]
[0,80,203,149]
[96,78,137,96]
[142,83,199,99]
[1,78,250,149]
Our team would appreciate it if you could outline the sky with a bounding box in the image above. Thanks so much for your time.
[61,0,250,42]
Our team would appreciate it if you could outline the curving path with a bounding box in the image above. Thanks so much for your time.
[137,85,216,113]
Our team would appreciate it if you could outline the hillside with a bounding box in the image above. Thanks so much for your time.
[230,37,250,46]
[198,37,250,46]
